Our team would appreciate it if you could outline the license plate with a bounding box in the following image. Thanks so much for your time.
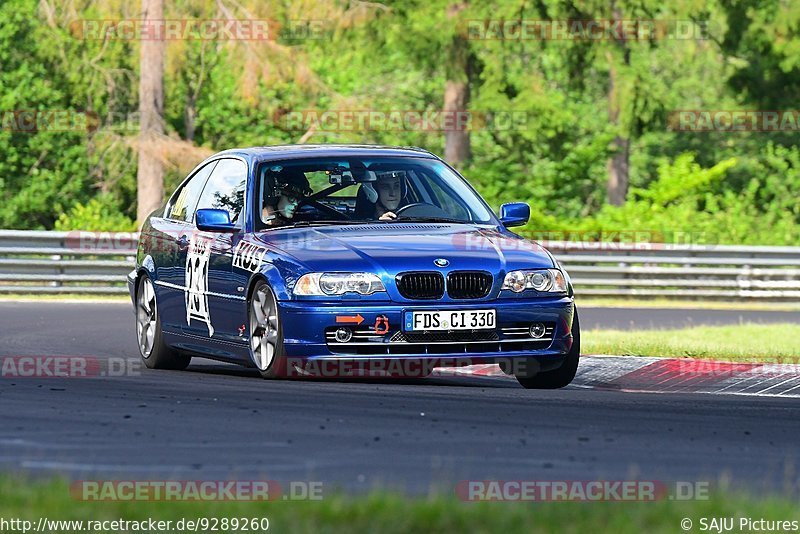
[404,309,496,331]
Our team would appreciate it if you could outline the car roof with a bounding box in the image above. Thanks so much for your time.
[212,144,439,163]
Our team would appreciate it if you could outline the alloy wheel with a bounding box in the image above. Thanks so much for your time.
[136,277,157,358]
[249,286,279,371]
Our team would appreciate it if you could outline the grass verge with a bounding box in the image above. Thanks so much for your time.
[584,323,800,362]
[1,476,799,533]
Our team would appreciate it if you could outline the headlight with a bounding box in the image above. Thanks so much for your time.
[294,272,385,296]
[501,269,566,293]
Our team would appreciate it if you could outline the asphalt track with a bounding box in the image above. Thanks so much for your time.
[0,302,798,495]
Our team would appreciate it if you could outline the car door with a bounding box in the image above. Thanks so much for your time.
[182,158,249,343]
[152,160,217,331]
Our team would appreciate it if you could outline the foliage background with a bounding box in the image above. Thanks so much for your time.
[0,0,797,244]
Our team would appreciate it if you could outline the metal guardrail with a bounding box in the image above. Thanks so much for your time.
[0,230,799,300]
[0,230,136,295]
[546,241,800,300]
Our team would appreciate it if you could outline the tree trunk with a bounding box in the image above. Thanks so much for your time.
[136,0,165,223]
[606,135,630,206]
[184,97,196,142]
[444,79,470,166]
[605,2,630,206]
[444,3,471,168]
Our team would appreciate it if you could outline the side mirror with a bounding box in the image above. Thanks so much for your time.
[195,209,238,232]
[499,202,530,227]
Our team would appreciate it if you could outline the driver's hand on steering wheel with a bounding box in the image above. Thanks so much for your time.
[378,211,397,221]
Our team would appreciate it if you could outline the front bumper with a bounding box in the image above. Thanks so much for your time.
[279,296,575,364]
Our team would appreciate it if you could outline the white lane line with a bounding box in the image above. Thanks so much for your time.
[0,438,290,450]
[730,376,781,394]
[21,460,198,471]
[776,380,800,396]
[740,375,793,394]
[710,374,765,394]
[754,376,800,395]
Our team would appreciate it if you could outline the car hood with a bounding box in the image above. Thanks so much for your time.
[253,223,554,274]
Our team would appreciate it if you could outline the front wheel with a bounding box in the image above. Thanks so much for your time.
[136,275,191,370]
[248,281,287,379]
[516,310,580,389]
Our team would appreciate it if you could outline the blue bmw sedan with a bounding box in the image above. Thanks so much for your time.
[128,145,580,388]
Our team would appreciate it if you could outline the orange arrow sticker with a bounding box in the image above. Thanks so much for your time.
[336,314,364,325]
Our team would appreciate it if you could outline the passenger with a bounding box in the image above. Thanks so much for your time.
[262,171,312,226]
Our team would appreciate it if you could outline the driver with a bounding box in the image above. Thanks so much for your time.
[373,171,406,221]
[262,170,312,227]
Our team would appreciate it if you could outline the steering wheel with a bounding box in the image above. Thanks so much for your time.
[394,202,450,219]
[294,198,350,220]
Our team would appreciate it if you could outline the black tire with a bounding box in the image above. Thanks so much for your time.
[248,280,288,379]
[516,309,580,389]
[136,275,191,370]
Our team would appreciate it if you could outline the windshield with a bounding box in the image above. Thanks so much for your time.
[254,156,495,229]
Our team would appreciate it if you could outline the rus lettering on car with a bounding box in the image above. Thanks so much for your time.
[233,240,268,273]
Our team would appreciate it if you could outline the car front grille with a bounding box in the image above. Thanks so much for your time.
[446,271,493,299]
[396,272,445,300]
[396,271,493,300]
[390,330,499,343]
[325,323,555,355]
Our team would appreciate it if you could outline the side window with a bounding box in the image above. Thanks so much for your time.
[167,161,217,221]
[194,158,248,226]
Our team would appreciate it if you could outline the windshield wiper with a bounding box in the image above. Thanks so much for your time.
[286,217,468,227]
[391,216,469,224]
[288,219,386,228]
